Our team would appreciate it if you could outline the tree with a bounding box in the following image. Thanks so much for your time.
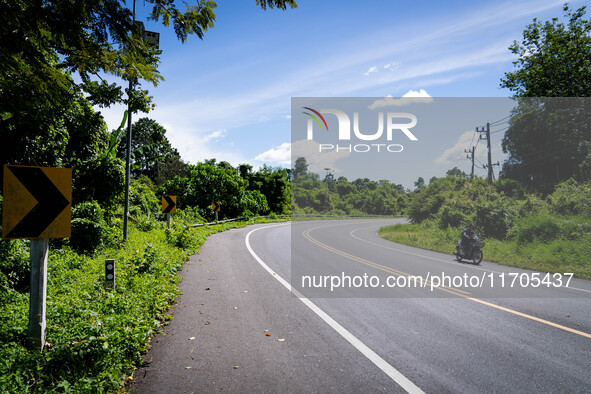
[1,0,297,182]
[293,157,308,179]
[501,4,591,96]
[118,117,180,179]
[500,5,591,192]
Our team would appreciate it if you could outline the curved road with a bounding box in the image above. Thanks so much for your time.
[132,219,591,393]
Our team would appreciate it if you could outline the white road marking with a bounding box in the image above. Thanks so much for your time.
[245,224,425,394]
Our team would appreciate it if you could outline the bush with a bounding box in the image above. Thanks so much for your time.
[70,201,108,254]
[0,239,30,292]
[547,179,591,216]
[473,200,515,240]
[514,213,563,244]
[438,204,471,229]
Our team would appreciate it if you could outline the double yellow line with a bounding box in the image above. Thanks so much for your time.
[301,224,591,339]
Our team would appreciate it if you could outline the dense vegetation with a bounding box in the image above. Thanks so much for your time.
[0,209,281,392]
[380,173,591,278]
[292,157,407,216]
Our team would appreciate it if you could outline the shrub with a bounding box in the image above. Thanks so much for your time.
[70,201,108,254]
[438,204,471,229]
[0,239,30,292]
[515,213,563,244]
[473,199,515,240]
[547,179,591,216]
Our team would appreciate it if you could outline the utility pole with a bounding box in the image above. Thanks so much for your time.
[123,0,136,241]
[478,122,493,185]
[465,145,475,180]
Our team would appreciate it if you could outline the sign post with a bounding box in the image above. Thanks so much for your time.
[28,238,49,349]
[2,165,71,351]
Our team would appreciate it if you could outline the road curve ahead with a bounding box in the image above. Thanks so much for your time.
[132,219,591,393]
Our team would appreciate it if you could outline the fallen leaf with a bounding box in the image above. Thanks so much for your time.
[205,287,210,290]
[234,365,240,369]
[244,290,248,293]
[233,306,238,310]
[189,337,195,341]
[277,339,285,342]
[185,366,192,369]
[264,329,269,332]
[205,320,210,325]
[266,333,271,337]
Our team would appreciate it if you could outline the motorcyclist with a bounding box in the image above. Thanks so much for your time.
[461,223,476,256]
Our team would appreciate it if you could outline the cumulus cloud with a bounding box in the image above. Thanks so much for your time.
[434,131,476,164]
[368,89,433,109]
[254,142,291,165]
[363,66,378,76]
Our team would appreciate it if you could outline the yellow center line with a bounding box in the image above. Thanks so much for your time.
[301,224,591,340]
[302,226,469,297]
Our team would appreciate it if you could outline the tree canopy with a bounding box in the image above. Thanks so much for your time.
[501,4,591,97]
[500,4,591,192]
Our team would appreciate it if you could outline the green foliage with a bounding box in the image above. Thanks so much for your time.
[0,239,30,293]
[70,201,111,254]
[118,118,182,180]
[292,158,405,216]
[500,4,591,191]
[0,215,279,392]
[158,160,286,220]
[501,4,591,97]
[514,212,563,244]
[546,178,591,216]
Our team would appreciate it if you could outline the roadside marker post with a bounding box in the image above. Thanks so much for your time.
[2,165,71,351]
[105,259,115,290]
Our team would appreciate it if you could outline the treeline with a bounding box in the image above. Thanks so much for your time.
[292,157,408,216]
[157,160,291,221]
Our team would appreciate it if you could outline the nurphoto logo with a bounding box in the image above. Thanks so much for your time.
[302,106,418,153]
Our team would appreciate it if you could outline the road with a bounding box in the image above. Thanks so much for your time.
[131,219,591,393]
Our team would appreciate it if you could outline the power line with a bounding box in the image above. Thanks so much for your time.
[490,115,511,126]
[490,126,509,134]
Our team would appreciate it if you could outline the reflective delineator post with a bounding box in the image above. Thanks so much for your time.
[105,259,115,290]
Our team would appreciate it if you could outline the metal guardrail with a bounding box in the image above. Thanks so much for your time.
[188,214,402,227]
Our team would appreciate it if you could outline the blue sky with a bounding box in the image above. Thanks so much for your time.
[98,0,583,188]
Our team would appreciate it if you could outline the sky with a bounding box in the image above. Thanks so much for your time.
[97,0,585,188]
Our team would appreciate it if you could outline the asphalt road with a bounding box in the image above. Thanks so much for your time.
[131,219,591,393]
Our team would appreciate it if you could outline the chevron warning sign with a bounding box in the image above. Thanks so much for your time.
[2,165,72,239]
[161,195,177,214]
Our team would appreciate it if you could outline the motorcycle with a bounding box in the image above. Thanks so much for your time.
[454,236,484,264]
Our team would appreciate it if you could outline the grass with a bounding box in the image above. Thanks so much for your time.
[378,223,591,280]
[0,216,286,392]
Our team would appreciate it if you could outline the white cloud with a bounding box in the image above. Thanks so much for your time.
[368,89,433,109]
[384,62,400,70]
[254,142,291,165]
[291,139,350,173]
[202,129,227,142]
[363,66,378,76]
[403,89,432,98]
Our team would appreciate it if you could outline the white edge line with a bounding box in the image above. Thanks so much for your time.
[350,226,591,295]
[245,224,425,394]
